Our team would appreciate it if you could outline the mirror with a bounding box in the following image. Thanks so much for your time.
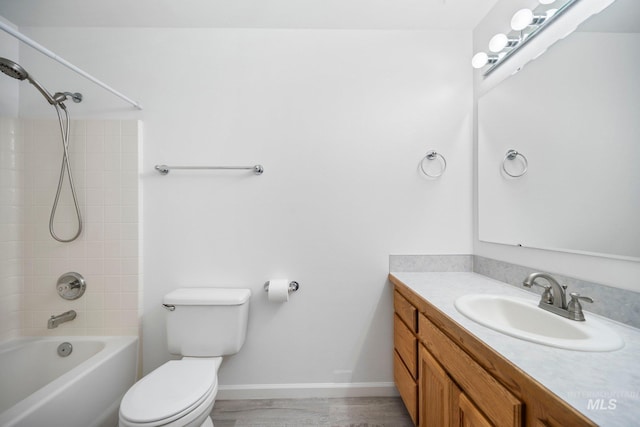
[478,0,640,261]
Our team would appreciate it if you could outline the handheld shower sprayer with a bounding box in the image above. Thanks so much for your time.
[0,57,59,105]
[0,57,84,242]
[0,58,83,106]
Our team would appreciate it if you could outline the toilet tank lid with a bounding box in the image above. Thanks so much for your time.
[164,288,251,306]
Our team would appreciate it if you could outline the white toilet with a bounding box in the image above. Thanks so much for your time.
[119,287,252,427]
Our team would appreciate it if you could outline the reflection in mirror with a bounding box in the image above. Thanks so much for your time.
[478,0,640,261]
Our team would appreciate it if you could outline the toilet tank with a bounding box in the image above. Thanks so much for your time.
[163,288,251,357]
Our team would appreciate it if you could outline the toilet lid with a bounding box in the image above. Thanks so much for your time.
[120,359,218,424]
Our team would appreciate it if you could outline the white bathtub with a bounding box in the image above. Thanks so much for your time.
[0,336,138,427]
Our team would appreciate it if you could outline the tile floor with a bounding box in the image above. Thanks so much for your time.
[210,397,414,427]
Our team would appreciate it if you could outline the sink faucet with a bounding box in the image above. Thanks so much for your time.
[523,273,592,321]
[48,310,77,329]
[523,272,567,309]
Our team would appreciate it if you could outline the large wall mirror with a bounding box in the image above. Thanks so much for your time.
[478,0,640,261]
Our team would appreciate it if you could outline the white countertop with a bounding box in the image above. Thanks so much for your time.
[391,272,640,427]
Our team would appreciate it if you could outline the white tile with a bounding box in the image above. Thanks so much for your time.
[120,120,139,136]
[85,292,105,310]
[9,118,140,336]
[86,151,105,172]
[121,223,138,240]
[104,205,122,223]
[84,310,105,328]
[121,154,138,171]
[103,258,122,275]
[104,133,121,152]
[104,120,121,136]
[85,120,106,135]
[121,258,138,275]
[104,151,122,171]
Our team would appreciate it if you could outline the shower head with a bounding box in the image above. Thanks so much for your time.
[0,57,60,105]
[0,57,28,80]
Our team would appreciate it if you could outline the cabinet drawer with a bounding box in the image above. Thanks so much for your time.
[419,314,523,427]
[394,291,417,332]
[394,350,418,425]
[394,314,417,378]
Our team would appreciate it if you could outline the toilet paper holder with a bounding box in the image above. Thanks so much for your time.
[263,281,300,294]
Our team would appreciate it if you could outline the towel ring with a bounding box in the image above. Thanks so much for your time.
[502,149,528,178]
[420,151,447,178]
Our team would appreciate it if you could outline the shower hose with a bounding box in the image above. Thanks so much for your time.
[50,103,83,242]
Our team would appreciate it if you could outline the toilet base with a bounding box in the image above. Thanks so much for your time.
[203,417,213,427]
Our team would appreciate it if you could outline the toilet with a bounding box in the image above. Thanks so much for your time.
[119,287,252,427]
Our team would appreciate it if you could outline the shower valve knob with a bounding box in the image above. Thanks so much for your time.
[56,272,86,300]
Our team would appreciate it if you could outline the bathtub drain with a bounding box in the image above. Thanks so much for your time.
[57,342,73,357]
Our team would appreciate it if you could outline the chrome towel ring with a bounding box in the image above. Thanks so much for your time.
[502,149,528,178]
[420,151,447,178]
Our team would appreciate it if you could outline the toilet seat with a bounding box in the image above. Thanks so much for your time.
[119,358,220,427]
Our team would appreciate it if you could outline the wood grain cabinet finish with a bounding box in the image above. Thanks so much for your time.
[391,278,598,427]
[420,314,522,427]
[419,344,457,427]
[394,292,419,424]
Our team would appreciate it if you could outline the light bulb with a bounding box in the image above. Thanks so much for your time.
[471,52,489,69]
[511,8,533,31]
[489,34,508,52]
[539,0,556,4]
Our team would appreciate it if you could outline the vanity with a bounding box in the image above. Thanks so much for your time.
[390,272,640,427]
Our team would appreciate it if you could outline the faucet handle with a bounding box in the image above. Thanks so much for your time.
[570,292,593,304]
[523,280,553,304]
[567,292,593,321]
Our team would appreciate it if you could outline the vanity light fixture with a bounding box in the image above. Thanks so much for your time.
[472,0,580,74]
[471,52,499,68]
[511,8,547,31]
[488,33,519,53]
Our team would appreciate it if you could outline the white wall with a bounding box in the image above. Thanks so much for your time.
[472,0,640,292]
[14,27,473,391]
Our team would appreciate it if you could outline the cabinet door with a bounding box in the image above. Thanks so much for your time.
[395,351,418,425]
[419,315,523,427]
[419,345,458,427]
[458,393,493,427]
[534,416,565,427]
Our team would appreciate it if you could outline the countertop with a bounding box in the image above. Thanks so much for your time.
[390,272,640,427]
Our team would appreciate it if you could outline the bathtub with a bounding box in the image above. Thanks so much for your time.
[0,336,138,427]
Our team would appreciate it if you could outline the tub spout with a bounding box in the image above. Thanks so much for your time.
[48,310,77,329]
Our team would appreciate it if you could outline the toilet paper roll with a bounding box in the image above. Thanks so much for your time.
[267,280,290,302]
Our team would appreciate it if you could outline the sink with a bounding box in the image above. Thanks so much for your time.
[454,294,624,352]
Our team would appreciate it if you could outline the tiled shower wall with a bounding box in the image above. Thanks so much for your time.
[0,118,22,341]
[0,118,140,340]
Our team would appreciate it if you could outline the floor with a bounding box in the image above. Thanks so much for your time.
[210,397,414,427]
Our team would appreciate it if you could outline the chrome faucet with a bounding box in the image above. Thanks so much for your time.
[48,310,77,329]
[523,273,592,321]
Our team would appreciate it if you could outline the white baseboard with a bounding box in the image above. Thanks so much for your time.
[217,382,399,400]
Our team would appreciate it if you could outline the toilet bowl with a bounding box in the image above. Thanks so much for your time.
[119,358,222,427]
[119,288,251,427]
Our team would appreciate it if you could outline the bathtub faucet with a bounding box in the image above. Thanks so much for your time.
[48,310,77,329]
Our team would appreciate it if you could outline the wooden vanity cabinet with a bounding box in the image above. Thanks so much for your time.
[394,291,419,424]
[419,314,522,427]
[391,277,598,427]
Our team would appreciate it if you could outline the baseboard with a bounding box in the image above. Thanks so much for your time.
[217,382,398,400]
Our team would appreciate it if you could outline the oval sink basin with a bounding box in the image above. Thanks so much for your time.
[454,294,624,352]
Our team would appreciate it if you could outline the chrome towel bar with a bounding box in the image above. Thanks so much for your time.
[155,164,264,175]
